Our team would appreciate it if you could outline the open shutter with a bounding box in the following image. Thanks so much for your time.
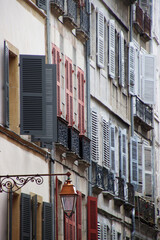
[120,129,127,179]
[142,54,155,104]
[109,20,115,79]
[128,42,135,95]
[137,143,143,193]
[112,225,117,240]
[110,125,115,172]
[144,146,152,197]
[130,137,138,185]
[119,31,125,87]
[78,69,85,135]
[32,195,37,240]
[97,222,101,240]
[42,202,53,240]
[102,118,110,168]
[65,214,75,240]
[103,225,107,240]
[97,9,104,68]
[8,191,12,240]
[87,196,98,240]
[4,41,9,128]
[20,193,31,240]
[91,111,99,162]
[36,0,47,11]
[76,191,82,240]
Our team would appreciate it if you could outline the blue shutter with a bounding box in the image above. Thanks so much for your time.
[20,55,46,136]
[42,202,53,240]
[4,41,9,128]
[36,0,47,11]
[20,193,31,240]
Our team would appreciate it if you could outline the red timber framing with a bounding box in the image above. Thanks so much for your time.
[52,44,61,116]
[77,68,85,135]
[65,57,73,126]
[87,196,98,240]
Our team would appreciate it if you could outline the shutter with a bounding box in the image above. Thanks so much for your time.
[20,193,31,240]
[119,31,125,87]
[20,55,46,136]
[103,225,107,240]
[97,9,104,68]
[32,195,37,240]
[97,222,101,240]
[130,137,138,185]
[42,202,53,240]
[78,69,85,135]
[65,214,75,240]
[87,196,98,240]
[137,143,143,193]
[139,51,143,98]
[91,111,99,162]
[144,146,152,196]
[8,191,12,240]
[112,225,117,240]
[76,191,82,240]
[142,54,155,104]
[128,42,135,95]
[110,125,115,172]
[4,41,9,128]
[109,20,115,79]
[36,0,47,11]
[120,129,127,179]
[102,118,110,168]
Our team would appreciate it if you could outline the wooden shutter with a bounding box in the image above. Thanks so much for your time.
[65,57,73,126]
[4,41,9,128]
[119,129,127,179]
[42,202,53,240]
[128,42,135,95]
[109,20,115,79]
[87,196,98,240]
[91,110,99,162]
[32,195,37,240]
[36,0,47,11]
[65,214,75,240]
[110,125,115,172]
[103,225,107,240]
[137,143,143,193]
[130,137,138,185]
[142,54,155,104]
[78,69,85,135]
[119,31,125,87]
[97,222,101,240]
[102,118,110,168]
[20,193,31,240]
[97,9,104,68]
[76,191,82,240]
[144,146,152,196]
[112,225,117,240]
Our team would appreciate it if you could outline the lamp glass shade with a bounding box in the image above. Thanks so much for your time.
[60,195,77,217]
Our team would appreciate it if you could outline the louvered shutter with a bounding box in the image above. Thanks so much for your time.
[144,146,152,197]
[119,31,125,87]
[102,118,110,168]
[42,202,53,240]
[76,191,82,240]
[4,41,9,128]
[36,0,47,11]
[103,225,107,240]
[78,69,85,135]
[128,42,135,95]
[65,214,75,240]
[110,125,115,172]
[8,191,12,240]
[142,54,155,104]
[20,193,31,240]
[87,196,98,240]
[112,225,117,240]
[97,222,101,240]
[97,9,104,68]
[32,195,37,240]
[120,129,127,179]
[130,137,138,185]
[91,111,99,162]
[137,143,143,193]
[109,20,115,79]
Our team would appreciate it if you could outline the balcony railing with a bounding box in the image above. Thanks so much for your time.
[79,135,90,163]
[92,162,103,194]
[80,7,89,34]
[134,4,143,33]
[50,0,64,14]
[64,0,77,27]
[114,177,125,205]
[68,127,80,157]
[143,13,151,40]
[124,183,135,210]
[103,168,114,195]
[57,117,69,149]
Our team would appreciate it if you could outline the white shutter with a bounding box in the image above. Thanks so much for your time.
[119,31,125,87]
[128,42,135,95]
[91,110,99,162]
[103,225,107,240]
[110,125,115,172]
[103,118,110,168]
[122,129,127,179]
[144,146,152,196]
[139,51,143,98]
[142,54,155,104]
[130,136,138,185]
[97,9,104,68]
[109,19,115,79]
[137,143,143,193]
[98,222,101,240]
[112,225,117,240]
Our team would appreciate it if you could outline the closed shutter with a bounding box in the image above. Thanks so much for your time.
[102,118,110,168]
[103,225,107,240]
[110,125,115,172]
[87,196,98,240]
[42,202,53,240]
[36,0,47,11]
[97,222,101,240]
[109,20,115,79]
[64,214,75,240]
[76,191,82,240]
[91,110,99,162]
[4,41,9,128]
[137,143,143,193]
[20,193,31,240]
[119,31,125,87]
[97,9,104,68]
[130,137,138,185]
[144,146,152,197]
[142,54,155,104]
[112,225,117,240]
[120,129,127,179]
[32,195,37,240]
[128,42,135,95]
[78,69,85,135]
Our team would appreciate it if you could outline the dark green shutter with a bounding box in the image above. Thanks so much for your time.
[20,55,46,136]
[8,191,13,240]
[36,0,47,11]
[42,202,53,240]
[32,195,37,240]
[4,41,9,128]
[20,193,31,240]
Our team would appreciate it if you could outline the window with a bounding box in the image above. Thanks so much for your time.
[77,68,85,134]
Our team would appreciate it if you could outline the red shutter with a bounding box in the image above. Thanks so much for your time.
[88,196,98,240]
[78,68,85,134]
[76,191,82,240]
[64,213,75,240]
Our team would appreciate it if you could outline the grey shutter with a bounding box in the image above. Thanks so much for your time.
[97,9,104,68]
[128,42,135,95]
[36,0,47,11]
[20,193,31,240]
[8,191,12,240]
[119,31,125,87]
[32,195,37,240]
[4,41,9,128]
[144,146,152,196]
[98,222,101,240]
[91,110,99,162]
[137,143,143,193]
[130,137,138,185]
[32,64,57,145]
[120,129,127,179]
[109,20,115,79]
[42,202,53,240]
[112,225,117,240]
[110,125,115,172]
[103,225,107,240]
[20,55,46,136]
[142,54,155,104]
[102,118,110,168]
